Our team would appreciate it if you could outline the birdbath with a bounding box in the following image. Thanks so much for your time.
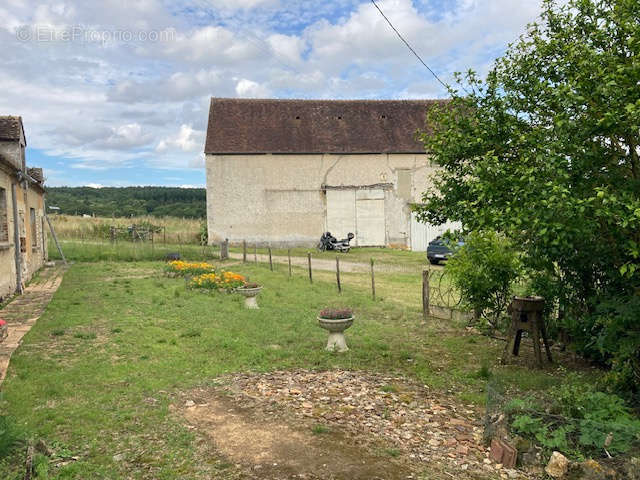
[317,308,354,352]
[236,285,263,309]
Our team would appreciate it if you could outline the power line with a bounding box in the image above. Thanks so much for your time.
[370,0,450,92]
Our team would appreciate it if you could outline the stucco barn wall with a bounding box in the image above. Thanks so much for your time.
[206,153,440,247]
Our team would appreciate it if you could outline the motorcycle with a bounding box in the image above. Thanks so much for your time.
[317,232,355,253]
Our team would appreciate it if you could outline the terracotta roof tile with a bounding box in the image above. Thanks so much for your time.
[204,98,445,154]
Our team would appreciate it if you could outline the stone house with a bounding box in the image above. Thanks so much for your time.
[0,116,47,301]
[204,98,458,250]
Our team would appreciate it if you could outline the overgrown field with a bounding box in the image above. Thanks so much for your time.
[49,215,203,244]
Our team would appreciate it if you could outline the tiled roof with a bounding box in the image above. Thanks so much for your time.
[0,116,25,144]
[204,98,445,154]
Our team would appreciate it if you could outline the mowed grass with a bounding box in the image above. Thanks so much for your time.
[0,260,600,479]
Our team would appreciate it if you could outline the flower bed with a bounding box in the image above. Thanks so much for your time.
[189,271,246,292]
[164,260,215,277]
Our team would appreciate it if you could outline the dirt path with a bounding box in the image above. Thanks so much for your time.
[184,396,408,480]
[178,370,525,480]
[0,262,67,384]
[228,252,438,274]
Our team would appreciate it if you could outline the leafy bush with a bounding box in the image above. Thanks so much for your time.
[507,383,640,458]
[444,230,521,330]
[568,295,640,397]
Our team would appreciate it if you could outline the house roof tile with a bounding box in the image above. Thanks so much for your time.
[204,98,445,154]
[0,116,25,144]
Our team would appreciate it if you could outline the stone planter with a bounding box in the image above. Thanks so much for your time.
[236,286,263,309]
[317,316,354,352]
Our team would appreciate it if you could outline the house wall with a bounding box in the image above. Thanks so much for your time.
[206,153,440,248]
[0,141,46,301]
[0,168,17,301]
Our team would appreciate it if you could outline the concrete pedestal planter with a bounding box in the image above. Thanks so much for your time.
[317,309,354,352]
[236,286,263,309]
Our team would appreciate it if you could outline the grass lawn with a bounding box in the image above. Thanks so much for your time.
[0,260,601,479]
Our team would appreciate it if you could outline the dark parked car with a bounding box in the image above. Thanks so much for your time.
[427,236,463,265]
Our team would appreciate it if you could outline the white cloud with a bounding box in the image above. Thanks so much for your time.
[235,78,271,98]
[156,124,204,153]
[0,0,546,182]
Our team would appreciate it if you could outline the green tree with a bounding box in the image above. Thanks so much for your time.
[415,0,640,390]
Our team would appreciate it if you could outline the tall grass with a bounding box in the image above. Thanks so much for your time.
[49,214,202,244]
[0,415,24,460]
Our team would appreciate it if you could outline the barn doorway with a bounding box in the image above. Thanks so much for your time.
[325,188,386,247]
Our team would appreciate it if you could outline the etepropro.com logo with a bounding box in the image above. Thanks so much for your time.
[15,24,175,45]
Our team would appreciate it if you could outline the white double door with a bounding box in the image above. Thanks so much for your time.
[326,189,386,246]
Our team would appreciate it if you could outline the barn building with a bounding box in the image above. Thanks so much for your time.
[204,98,457,250]
[0,116,47,301]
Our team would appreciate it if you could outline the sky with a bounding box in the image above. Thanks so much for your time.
[0,0,545,188]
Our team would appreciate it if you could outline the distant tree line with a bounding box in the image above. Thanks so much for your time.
[45,186,206,218]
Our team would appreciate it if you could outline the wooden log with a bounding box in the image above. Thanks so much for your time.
[422,269,430,321]
[370,258,376,300]
[336,256,342,293]
[268,247,273,271]
[307,253,313,283]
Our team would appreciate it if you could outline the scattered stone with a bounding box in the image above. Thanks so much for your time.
[185,400,195,407]
[626,457,640,480]
[196,369,523,479]
[545,451,569,478]
[575,459,617,480]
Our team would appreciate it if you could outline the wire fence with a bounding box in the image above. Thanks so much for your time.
[48,237,468,320]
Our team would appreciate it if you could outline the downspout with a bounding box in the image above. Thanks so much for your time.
[11,181,23,294]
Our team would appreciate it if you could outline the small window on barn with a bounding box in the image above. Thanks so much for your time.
[295,116,300,120]
[30,208,37,247]
[0,188,8,243]
[337,116,342,120]
[380,114,387,119]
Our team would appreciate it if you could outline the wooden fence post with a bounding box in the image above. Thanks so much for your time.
[254,243,258,263]
[307,253,313,284]
[336,256,342,293]
[370,258,376,300]
[422,269,430,321]
[221,238,229,260]
[288,249,292,277]
[268,247,273,271]
[242,240,247,263]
